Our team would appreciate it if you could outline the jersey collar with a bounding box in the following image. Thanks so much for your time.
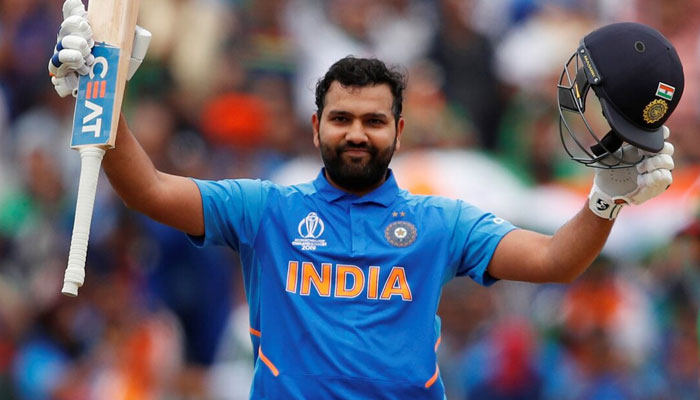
[313,168,399,207]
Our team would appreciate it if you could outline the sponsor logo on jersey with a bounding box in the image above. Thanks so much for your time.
[285,261,413,301]
[385,221,417,247]
[292,212,327,250]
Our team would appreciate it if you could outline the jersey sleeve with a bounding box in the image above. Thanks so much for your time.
[449,201,518,286]
[187,178,271,252]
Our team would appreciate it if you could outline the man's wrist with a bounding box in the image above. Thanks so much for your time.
[588,185,624,220]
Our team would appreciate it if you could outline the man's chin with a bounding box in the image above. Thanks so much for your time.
[335,178,380,192]
[332,167,389,190]
[341,154,371,166]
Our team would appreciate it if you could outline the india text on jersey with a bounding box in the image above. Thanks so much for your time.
[285,261,413,301]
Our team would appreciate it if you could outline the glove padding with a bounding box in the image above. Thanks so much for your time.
[589,126,674,220]
[49,0,94,97]
[49,0,151,98]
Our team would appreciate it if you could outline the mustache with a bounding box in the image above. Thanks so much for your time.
[337,143,377,154]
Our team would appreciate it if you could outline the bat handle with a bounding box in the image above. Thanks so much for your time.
[62,147,106,297]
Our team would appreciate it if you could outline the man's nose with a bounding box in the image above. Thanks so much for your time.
[345,119,368,143]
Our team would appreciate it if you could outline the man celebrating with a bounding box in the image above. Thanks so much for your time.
[51,2,681,397]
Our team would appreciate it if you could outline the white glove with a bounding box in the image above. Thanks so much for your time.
[589,126,674,220]
[49,0,151,98]
[49,0,94,77]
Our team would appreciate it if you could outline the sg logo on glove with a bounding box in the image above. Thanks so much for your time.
[595,199,610,211]
[71,43,120,147]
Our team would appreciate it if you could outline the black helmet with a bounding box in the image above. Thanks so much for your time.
[557,22,684,168]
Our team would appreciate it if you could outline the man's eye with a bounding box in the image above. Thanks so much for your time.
[368,119,385,125]
[332,116,348,122]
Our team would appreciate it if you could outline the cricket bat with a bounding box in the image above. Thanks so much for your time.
[62,0,141,296]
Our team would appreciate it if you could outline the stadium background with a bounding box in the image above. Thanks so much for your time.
[1,0,700,398]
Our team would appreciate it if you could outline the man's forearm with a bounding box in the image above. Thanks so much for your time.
[101,113,204,235]
[545,204,615,282]
[102,113,162,213]
[488,203,615,283]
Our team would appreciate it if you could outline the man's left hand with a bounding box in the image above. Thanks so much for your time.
[588,126,674,219]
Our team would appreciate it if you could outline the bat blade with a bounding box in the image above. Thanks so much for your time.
[72,0,141,149]
[62,0,141,297]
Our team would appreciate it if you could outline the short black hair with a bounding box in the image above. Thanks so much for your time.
[315,56,407,126]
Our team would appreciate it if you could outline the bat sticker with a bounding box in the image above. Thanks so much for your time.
[71,42,120,147]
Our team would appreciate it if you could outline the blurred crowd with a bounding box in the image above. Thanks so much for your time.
[1,0,700,398]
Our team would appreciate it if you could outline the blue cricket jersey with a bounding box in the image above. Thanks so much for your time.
[189,169,517,399]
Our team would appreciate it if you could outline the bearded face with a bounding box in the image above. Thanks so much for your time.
[312,82,404,195]
[319,135,397,192]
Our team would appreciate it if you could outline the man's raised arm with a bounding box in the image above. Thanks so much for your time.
[488,128,675,283]
[103,114,204,236]
[487,206,613,283]
[49,0,205,237]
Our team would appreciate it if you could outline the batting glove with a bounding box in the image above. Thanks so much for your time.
[589,126,674,220]
[49,0,151,98]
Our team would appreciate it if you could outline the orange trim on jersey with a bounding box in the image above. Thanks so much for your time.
[424,364,439,388]
[249,327,261,337]
[259,347,279,377]
[424,337,442,388]
[86,81,93,99]
[99,80,106,98]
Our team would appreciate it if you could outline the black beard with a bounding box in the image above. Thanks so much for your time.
[320,140,395,192]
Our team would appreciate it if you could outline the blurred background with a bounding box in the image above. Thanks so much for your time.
[1,0,700,398]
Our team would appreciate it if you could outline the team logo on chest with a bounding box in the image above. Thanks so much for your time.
[292,212,327,251]
[385,221,417,247]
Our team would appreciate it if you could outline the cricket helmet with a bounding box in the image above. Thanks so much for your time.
[557,22,684,168]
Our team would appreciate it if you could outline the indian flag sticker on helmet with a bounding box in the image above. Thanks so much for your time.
[656,82,675,101]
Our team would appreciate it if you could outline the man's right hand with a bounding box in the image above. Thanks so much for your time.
[48,0,94,97]
[48,0,152,98]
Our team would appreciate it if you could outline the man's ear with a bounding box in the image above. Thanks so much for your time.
[395,117,405,152]
[312,113,320,149]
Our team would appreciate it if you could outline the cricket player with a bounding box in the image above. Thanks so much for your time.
[51,3,682,398]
